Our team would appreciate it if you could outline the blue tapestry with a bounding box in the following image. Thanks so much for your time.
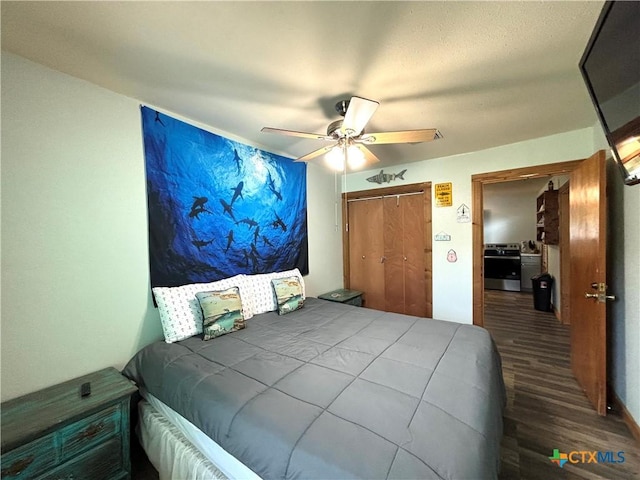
[141,107,308,287]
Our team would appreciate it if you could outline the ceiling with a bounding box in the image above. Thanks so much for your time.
[1,1,605,169]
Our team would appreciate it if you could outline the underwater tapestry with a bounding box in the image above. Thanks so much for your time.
[141,107,308,288]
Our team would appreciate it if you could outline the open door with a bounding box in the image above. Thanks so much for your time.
[570,150,611,415]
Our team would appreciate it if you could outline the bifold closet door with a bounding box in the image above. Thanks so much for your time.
[383,196,405,314]
[348,198,385,310]
[383,194,426,316]
[402,194,427,316]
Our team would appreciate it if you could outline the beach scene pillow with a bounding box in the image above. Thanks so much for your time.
[196,287,246,340]
[271,276,304,315]
[243,268,305,315]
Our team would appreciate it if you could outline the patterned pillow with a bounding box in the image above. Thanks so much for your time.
[196,287,246,340]
[243,269,306,314]
[271,276,304,315]
[152,274,252,343]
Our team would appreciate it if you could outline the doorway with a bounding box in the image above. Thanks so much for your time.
[472,152,610,415]
[471,159,583,327]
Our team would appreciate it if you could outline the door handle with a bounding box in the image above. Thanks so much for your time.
[584,292,616,302]
[380,256,386,263]
[585,282,616,303]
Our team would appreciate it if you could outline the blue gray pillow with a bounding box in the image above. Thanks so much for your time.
[271,277,304,315]
[196,287,246,340]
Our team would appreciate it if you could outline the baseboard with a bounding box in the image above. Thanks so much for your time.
[610,388,640,442]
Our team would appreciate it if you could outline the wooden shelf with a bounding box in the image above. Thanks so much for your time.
[536,190,559,245]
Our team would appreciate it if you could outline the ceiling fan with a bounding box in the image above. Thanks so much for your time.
[261,96,442,170]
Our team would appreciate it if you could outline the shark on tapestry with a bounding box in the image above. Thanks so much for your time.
[141,107,308,288]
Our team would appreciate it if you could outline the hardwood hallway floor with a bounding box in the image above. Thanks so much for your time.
[484,289,639,480]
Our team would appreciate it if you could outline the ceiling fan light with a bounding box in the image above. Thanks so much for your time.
[347,145,366,170]
[325,146,345,171]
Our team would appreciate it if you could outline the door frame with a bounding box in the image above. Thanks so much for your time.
[558,181,571,324]
[342,182,433,318]
[471,160,584,327]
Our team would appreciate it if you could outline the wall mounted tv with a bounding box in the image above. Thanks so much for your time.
[580,1,640,185]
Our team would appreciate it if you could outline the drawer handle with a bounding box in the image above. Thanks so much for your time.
[80,422,105,440]
[1,455,35,476]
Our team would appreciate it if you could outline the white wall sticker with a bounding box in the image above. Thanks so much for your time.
[434,231,452,241]
[457,203,470,223]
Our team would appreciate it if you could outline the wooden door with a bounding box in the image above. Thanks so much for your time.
[348,198,385,310]
[401,194,427,316]
[383,196,405,314]
[383,194,427,316]
[570,150,608,415]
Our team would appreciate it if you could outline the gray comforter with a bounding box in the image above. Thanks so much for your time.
[123,298,505,479]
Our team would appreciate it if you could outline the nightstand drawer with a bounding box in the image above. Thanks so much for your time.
[41,436,125,480]
[60,404,120,461]
[0,434,57,479]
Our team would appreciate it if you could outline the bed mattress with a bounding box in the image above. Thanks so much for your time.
[124,297,505,479]
[137,397,228,480]
[140,392,259,480]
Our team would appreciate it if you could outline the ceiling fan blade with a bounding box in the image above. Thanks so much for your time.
[341,96,379,136]
[295,145,336,162]
[261,127,332,141]
[359,129,442,145]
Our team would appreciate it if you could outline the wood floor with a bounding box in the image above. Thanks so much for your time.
[131,290,639,479]
[485,289,639,480]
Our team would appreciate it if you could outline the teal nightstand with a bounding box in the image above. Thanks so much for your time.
[318,288,364,307]
[1,367,137,480]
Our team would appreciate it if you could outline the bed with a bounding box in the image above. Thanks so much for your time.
[123,272,505,480]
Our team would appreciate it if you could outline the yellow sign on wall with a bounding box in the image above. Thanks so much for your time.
[435,182,452,207]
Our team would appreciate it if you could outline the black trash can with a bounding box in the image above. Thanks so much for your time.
[531,273,553,312]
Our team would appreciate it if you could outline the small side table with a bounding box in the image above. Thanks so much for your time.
[1,367,137,480]
[318,288,364,307]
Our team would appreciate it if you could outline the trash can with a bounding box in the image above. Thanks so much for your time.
[531,273,553,312]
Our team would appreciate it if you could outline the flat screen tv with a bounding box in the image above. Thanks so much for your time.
[580,1,640,185]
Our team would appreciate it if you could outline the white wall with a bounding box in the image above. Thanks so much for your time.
[606,144,640,430]
[0,53,343,401]
[618,185,640,428]
[304,165,344,294]
[483,183,540,245]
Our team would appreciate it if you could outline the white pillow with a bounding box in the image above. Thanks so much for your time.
[243,268,306,315]
[153,274,253,343]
